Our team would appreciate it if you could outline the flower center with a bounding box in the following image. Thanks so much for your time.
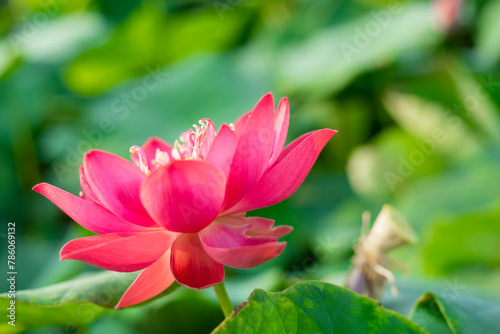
[131,118,217,174]
[171,119,214,161]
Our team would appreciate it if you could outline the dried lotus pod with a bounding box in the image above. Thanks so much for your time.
[363,204,417,253]
[346,204,417,300]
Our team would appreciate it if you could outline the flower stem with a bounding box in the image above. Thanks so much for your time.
[214,282,233,317]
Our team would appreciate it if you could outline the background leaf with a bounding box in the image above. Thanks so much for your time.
[0,271,179,333]
[409,292,500,334]
[422,204,500,277]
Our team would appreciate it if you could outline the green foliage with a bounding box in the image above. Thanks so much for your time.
[213,281,427,334]
[65,5,251,95]
[0,300,106,334]
[423,205,500,276]
[410,292,500,334]
[2,271,136,308]
[0,271,179,332]
[139,294,224,334]
[277,2,442,97]
[476,0,500,68]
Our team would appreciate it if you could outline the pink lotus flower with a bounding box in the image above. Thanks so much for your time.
[33,93,336,308]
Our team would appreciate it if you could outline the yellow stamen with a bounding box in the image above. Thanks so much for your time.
[130,146,150,175]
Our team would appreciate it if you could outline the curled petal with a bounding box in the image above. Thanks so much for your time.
[60,231,176,272]
[217,215,293,238]
[84,150,157,227]
[223,93,276,210]
[200,220,277,246]
[241,217,293,238]
[141,160,226,233]
[268,97,290,167]
[33,183,149,234]
[170,233,224,289]
[199,220,286,269]
[225,129,337,214]
[115,250,174,309]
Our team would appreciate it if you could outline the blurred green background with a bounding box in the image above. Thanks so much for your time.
[1,0,500,333]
